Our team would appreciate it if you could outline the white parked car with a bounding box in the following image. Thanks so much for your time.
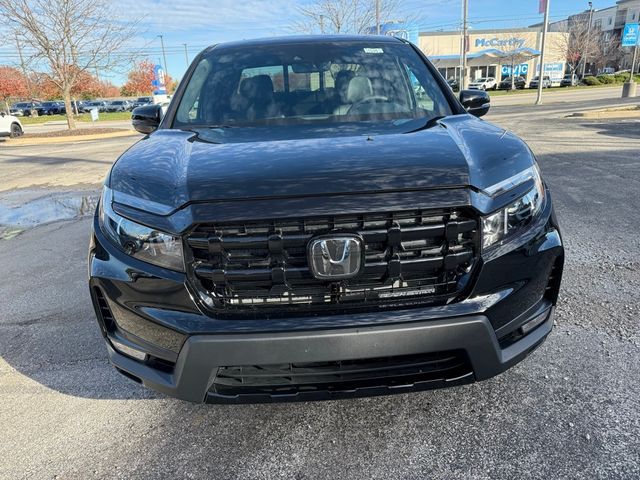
[0,112,24,138]
[468,77,497,90]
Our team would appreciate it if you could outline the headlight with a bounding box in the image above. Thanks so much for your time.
[481,164,546,250]
[98,187,184,271]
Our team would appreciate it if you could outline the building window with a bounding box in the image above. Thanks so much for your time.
[608,17,612,25]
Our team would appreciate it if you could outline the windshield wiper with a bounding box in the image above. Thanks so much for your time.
[404,116,447,134]
[181,124,236,130]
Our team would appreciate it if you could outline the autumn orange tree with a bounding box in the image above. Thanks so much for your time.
[121,61,156,97]
[32,68,118,102]
[0,66,29,112]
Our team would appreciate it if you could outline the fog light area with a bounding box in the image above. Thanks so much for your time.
[110,338,148,361]
[520,309,551,335]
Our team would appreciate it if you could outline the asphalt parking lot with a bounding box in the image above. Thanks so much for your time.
[1,97,639,479]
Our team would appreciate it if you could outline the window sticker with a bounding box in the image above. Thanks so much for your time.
[363,47,384,54]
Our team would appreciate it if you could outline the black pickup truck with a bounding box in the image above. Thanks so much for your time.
[89,35,564,403]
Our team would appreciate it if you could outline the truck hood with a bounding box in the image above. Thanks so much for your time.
[109,115,535,214]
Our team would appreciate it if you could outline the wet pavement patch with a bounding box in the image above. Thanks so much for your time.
[0,189,98,239]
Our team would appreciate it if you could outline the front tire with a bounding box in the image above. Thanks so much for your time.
[10,123,23,138]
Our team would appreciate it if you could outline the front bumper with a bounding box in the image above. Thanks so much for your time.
[89,204,563,403]
[103,306,554,403]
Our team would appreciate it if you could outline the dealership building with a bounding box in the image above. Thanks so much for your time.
[418,28,570,85]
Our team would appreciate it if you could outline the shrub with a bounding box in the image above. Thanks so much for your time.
[611,73,640,83]
[614,73,630,83]
[582,76,601,86]
[596,75,615,84]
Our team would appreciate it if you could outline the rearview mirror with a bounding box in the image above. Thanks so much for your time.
[131,104,162,134]
[459,90,490,118]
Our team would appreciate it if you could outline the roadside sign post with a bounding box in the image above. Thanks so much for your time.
[631,37,638,77]
[90,108,99,122]
[621,23,638,97]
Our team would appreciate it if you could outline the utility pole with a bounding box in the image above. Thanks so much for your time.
[461,0,468,90]
[320,14,325,34]
[580,2,594,78]
[158,34,169,80]
[183,43,189,67]
[536,0,551,105]
[376,0,380,35]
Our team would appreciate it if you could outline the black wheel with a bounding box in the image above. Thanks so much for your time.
[10,123,23,138]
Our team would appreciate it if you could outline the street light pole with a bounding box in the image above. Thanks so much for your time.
[461,0,468,90]
[375,0,380,35]
[580,2,594,78]
[158,34,169,80]
[536,0,551,105]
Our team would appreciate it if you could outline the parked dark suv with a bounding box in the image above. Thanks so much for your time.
[498,76,527,90]
[89,36,564,403]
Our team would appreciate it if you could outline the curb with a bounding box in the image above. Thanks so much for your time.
[1,130,140,147]
[566,107,640,120]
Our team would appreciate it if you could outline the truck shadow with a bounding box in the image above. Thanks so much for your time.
[577,120,640,138]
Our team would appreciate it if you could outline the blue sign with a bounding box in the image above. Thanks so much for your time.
[152,64,167,95]
[622,23,639,47]
[536,62,565,81]
[502,64,529,77]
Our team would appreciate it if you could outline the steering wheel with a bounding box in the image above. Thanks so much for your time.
[347,95,388,114]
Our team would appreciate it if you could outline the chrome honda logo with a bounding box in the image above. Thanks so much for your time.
[308,235,363,280]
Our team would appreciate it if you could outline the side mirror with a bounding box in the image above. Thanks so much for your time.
[131,104,161,134]
[459,89,490,118]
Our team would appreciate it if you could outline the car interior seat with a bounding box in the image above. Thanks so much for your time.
[238,75,279,121]
[333,76,373,115]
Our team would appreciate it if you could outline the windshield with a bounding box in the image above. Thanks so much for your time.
[475,78,487,82]
[174,41,453,128]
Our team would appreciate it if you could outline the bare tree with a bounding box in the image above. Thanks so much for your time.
[296,0,402,35]
[589,33,625,73]
[551,16,600,74]
[0,0,140,129]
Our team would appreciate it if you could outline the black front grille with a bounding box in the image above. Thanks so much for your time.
[186,209,478,315]
[210,350,472,399]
